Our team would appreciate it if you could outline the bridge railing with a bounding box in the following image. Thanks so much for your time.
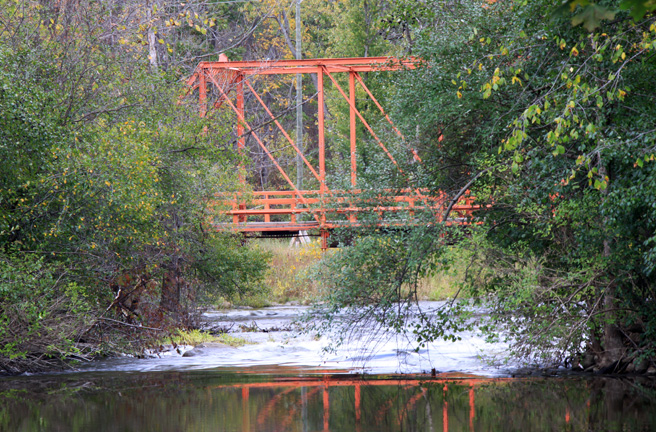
[211,189,479,232]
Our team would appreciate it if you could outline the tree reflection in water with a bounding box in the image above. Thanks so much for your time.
[1,371,655,431]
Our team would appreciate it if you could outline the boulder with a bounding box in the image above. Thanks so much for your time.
[634,358,650,374]
[182,347,204,357]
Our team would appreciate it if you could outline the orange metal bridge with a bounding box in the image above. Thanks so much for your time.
[186,56,477,247]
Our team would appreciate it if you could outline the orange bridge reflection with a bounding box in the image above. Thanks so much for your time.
[210,373,575,431]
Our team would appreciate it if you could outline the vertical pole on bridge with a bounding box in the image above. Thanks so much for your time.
[236,72,245,162]
[236,73,246,223]
[349,71,356,188]
[318,67,327,248]
[349,71,357,225]
[318,67,326,197]
[349,71,358,223]
[199,68,207,118]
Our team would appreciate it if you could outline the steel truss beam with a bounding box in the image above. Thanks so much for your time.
[187,56,474,248]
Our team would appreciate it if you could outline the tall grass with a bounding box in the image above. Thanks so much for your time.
[161,329,251,347]
[227,238,326,307]
[261,238,325,303]
[228,238,477,308]
[416,246,482,301]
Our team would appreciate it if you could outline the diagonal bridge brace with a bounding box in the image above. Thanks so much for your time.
[206,73,324,225]
[189,56,478,239]
[321,67,434,216]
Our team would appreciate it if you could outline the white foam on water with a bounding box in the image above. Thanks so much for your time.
[80,302,513,376]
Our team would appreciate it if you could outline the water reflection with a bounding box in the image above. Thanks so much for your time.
[2,371,656,431]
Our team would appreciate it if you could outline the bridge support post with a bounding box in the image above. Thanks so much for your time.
[318,68,325,196]
[318,68,328,237]
[349,71,357,225]
[237,73,246,218]
[199,71,206,118]
[320,229,329,251]
[349,71,356,188]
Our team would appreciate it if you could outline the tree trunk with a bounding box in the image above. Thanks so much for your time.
[598,158,624,369]
[161,256,181,313]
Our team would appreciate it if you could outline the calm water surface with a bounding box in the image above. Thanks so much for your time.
[2,370,656,431]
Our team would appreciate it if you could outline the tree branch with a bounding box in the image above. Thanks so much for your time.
[442,167,490,221]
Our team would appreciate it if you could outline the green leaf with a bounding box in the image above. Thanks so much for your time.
[571,4,616,31]
[553,145,566,156]
[619,0,655,20]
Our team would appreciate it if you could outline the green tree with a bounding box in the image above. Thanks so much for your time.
[0,0,269,373]
[315,0,656,371]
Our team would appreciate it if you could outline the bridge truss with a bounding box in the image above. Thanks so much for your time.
[186,56,477,248]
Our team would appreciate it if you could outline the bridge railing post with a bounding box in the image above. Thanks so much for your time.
[232,194,239,225]
[264,193,270,223]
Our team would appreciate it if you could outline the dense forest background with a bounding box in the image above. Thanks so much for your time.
[2,0,656,374]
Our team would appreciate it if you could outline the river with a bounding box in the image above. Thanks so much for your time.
[1,302,656,431]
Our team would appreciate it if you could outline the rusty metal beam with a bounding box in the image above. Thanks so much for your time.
[197,56,419,70]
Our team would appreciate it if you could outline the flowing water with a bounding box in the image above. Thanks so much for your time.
[2,303,656,431]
